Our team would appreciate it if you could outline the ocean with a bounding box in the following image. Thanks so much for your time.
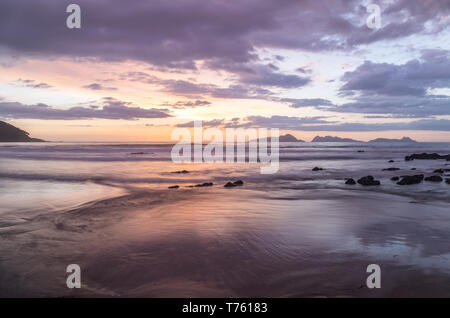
[0,141,449,297]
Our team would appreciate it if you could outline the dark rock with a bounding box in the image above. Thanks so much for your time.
[345,178,356,185]
[405,153,450,161]
[391,176,400,181]
[446,178,450,184]
[172,170,189,174]
[434,169,445,174]
[388,160,395,163]
[357,150,365,153]
[130,152,153,155]
[357,176,381,186]
[382,167,400,171]
[397,174,424,185]
[424,175,443,182]
[194,182,213,187]
[168,185,179,189]
[411,168,416,170]
[312,167,324,171]
[224,180,244,188]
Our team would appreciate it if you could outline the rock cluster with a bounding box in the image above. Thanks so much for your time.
[224,180,244,188]
[357,176,381,186]
[424,176,443,182]
[405,153,450,161]
[397,174,424,185]
[172,170,190,174]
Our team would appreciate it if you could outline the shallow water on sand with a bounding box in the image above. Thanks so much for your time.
[0,142,449,297]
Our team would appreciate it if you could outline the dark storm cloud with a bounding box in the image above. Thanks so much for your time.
[120,71,276,99]
[0,0,447,68]
[0,98,171,120]
[1,0,449,123]
[340,50,450,97]
[205,60,310,88]
[330,50,450,116]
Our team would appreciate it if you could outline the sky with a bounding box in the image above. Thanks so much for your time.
[0,0,449,142]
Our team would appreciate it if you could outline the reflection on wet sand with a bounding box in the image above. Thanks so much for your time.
[1,186,450,297]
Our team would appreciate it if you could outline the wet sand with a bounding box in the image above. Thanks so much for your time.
[1,185,450,297]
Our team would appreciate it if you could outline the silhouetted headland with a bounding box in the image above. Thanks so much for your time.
[0,121,44,142]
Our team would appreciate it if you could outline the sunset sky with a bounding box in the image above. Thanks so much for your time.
[0,0,449,141]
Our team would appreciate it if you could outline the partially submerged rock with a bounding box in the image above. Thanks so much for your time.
[357,176,380,186]
[168,185,179,189]
[194,182,213,187]
[312,167,324,171]
[388,160,395,163]
[382,167,400,171]
[224,180,244,188]
[397,174,424,185]
[172,170,190,174]
[424,175,443,182]
[405,153,450,161]
[446,178,450,184]
[345,178,356,185]
[434,169,444,174]
[391,176,400,181]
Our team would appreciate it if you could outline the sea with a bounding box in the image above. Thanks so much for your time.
[0,141,449,297]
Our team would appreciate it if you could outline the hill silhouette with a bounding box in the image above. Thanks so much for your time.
[0,121,44,142]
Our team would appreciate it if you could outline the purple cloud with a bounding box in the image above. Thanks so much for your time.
[0,98,171,120]
[15,79,52,89]
[1,0,447,70]
[83,83,117,91]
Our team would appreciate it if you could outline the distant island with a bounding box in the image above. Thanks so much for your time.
[0,121,45,142]
[279,134,304,142]
[369,137,417,143]
[312,135,360,142]
[257,134,304,142]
